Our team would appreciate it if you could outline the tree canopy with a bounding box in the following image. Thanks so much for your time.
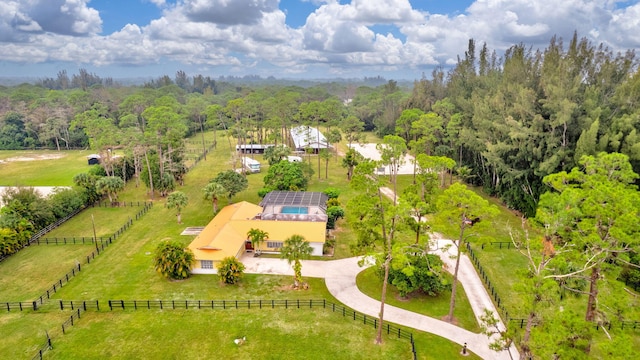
[211,170,248,201]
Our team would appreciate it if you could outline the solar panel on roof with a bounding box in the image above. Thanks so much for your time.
[260,191,328,208]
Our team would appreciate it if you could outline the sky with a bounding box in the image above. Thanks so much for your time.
[0,0,639,81]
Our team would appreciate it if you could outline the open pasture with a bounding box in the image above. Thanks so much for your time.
[0,150,95,186]
[44,203,147,239]
[0,244,94,301]
[44,310,413,360]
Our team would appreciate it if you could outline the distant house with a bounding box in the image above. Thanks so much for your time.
[87,154,100,165]
[290,126,331,153]
[188,191,329,274]
[240,157,261,173]
[236,144,274,154]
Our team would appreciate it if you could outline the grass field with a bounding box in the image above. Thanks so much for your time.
[0,312,67,359]
[44,204,146,238]
[0,150,95,186]
[43,309,477,360]
[356,267,480,332]
[0,244,95,301]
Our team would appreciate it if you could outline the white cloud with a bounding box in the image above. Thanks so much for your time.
[26,0,102,36]
[183,0,279,26]
[347,0,425,24]
[0,0,639,79]
[0,0,101,43]
[148,0,167,7]
[604,2,640,48]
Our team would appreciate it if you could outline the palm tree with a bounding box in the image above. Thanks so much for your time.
[264,144,291,165]
[280,234,313,288]
[246,228,269,255]
[203,181,226,214]
[153,240,195,280]
[95,176,125,203]
[166,191,188,224]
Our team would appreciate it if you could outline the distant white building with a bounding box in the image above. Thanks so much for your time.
[290,125,331,154]
[236,144,273,154]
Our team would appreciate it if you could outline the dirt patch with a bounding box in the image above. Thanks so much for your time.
[0,153,66,163]
[277,283,310,291]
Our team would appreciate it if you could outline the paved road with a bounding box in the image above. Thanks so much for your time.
[349,143,416,175]
[242,250,519,360]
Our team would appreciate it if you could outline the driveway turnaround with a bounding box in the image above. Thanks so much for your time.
[349,143,416,175]
[242,250,519,360]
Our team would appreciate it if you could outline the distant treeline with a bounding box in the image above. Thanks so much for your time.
[2,32,640,216]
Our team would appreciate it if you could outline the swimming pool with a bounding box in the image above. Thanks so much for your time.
[280,206,309,214]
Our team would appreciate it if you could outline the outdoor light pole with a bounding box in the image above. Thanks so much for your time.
[91,214,98,252]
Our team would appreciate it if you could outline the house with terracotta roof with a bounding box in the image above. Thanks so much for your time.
[188,191,328,274]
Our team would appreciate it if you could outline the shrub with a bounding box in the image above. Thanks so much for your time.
[384,253,450,298]
[154,241,195,280]
[323,187,341,199]
[326,206,345,230]
[217,257,246,284]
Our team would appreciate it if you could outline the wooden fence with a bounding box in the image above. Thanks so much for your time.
[509,317,640,331]
[61,308,85,334]
[466,242,510,321]
[57,298,417,359]
[91,201,152,208]
[33,263,82,306]
[31,237,110,245]
[481,241,518,249]
[186,142,217,172]
[27,206,86,246]
[1,301,39,311]
[3,202,153,311]
[30,333,52,360]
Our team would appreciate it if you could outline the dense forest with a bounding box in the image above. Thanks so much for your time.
[1,33,639,217]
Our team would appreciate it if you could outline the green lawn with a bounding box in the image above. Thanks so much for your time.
[0,311,67,359]
[44,204,145,238]
[0,244,95,301]
[44,310,414,360]
[468,245,529,318]
[357,267,480,332]
[0,150,95,186]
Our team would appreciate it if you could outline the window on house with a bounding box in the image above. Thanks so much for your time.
[267,241,283,249]
[201,260,214,269]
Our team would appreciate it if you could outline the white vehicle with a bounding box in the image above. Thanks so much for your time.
[241,157,261,173]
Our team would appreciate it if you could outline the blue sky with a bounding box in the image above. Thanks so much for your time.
[0,0,638,81]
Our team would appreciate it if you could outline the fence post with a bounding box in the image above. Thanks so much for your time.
[33,301,38,311]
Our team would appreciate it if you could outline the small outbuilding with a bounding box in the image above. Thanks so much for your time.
[236,144,274,154]
[87,154,101,165]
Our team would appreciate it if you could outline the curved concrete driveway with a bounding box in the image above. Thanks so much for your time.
[242,249,518,360]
